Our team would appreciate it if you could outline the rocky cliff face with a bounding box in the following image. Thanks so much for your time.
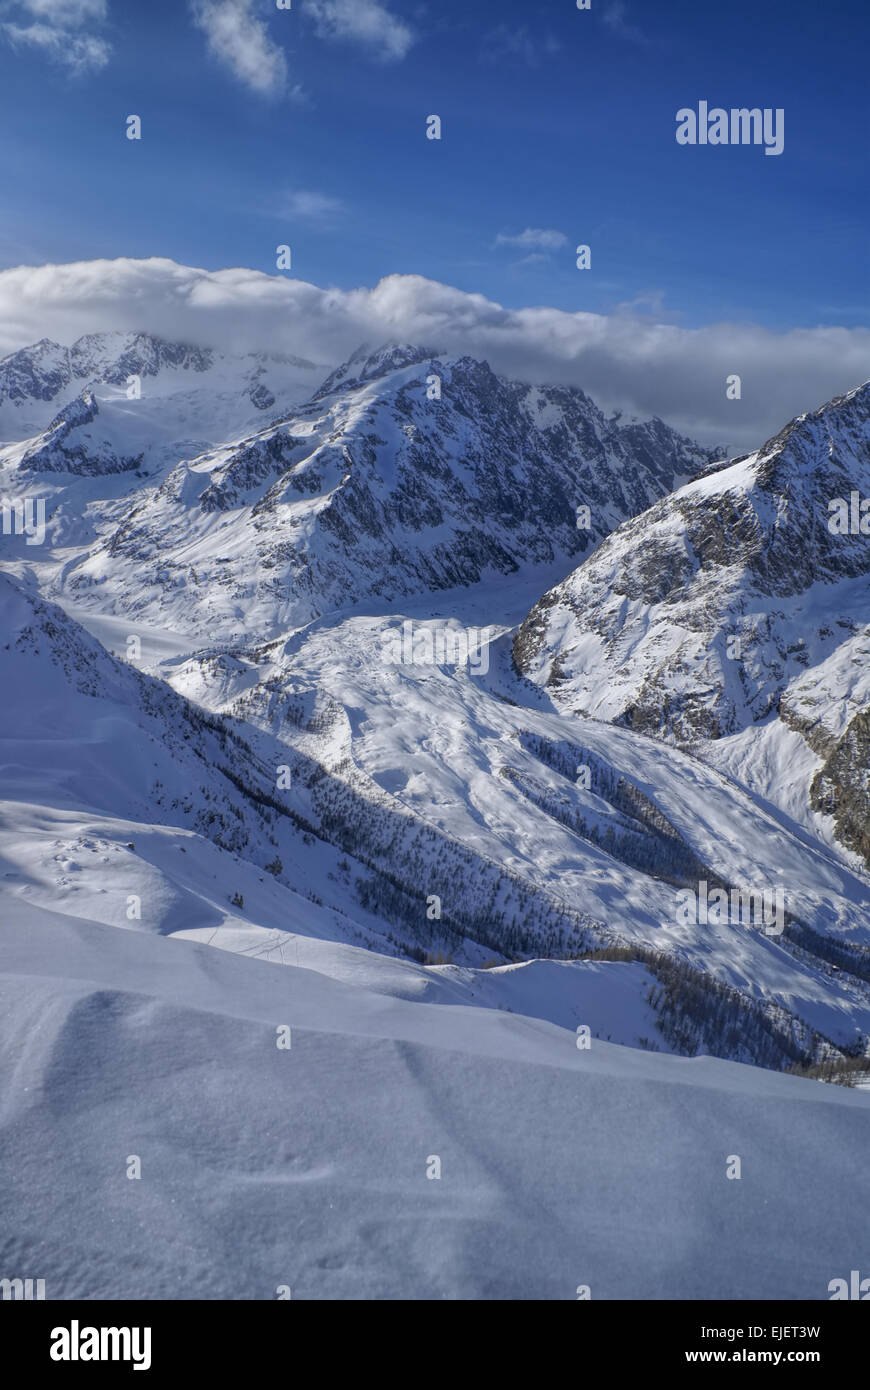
[810,710,870,864]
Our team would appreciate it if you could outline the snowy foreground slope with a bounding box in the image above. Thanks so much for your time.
[3,900,870,1300]
[3,338,870,1298]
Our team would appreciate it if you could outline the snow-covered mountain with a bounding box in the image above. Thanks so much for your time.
[0,331,321,472]
[3,338,870,1300]
[19,342,714,641]
[0,330,323,550]
[514,380,870,866]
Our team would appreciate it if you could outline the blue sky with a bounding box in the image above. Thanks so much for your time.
[0,0,868,333]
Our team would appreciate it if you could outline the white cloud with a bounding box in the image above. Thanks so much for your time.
[1,0,110,72]
[190,0,287,96]
[278,191,344,220]
[3,21,109,70]
[496,229,569,252]
[615,289,668,316]
[483,25,560,68]
[305,0,413,62]
[1,256,869,452]
[601,1,648,44]
[10,0,107,18]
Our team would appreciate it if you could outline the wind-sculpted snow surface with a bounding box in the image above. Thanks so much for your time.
[2,900,870,1300]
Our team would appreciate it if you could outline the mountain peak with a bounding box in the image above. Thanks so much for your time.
[313,342,441,399]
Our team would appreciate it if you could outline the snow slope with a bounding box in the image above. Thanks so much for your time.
[3,898,870,1300]
[24,553,870,1060]
[173,575,870,1053]
[0,569,665,1042]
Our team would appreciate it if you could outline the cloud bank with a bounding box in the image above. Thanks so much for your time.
[1,256,868,452]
